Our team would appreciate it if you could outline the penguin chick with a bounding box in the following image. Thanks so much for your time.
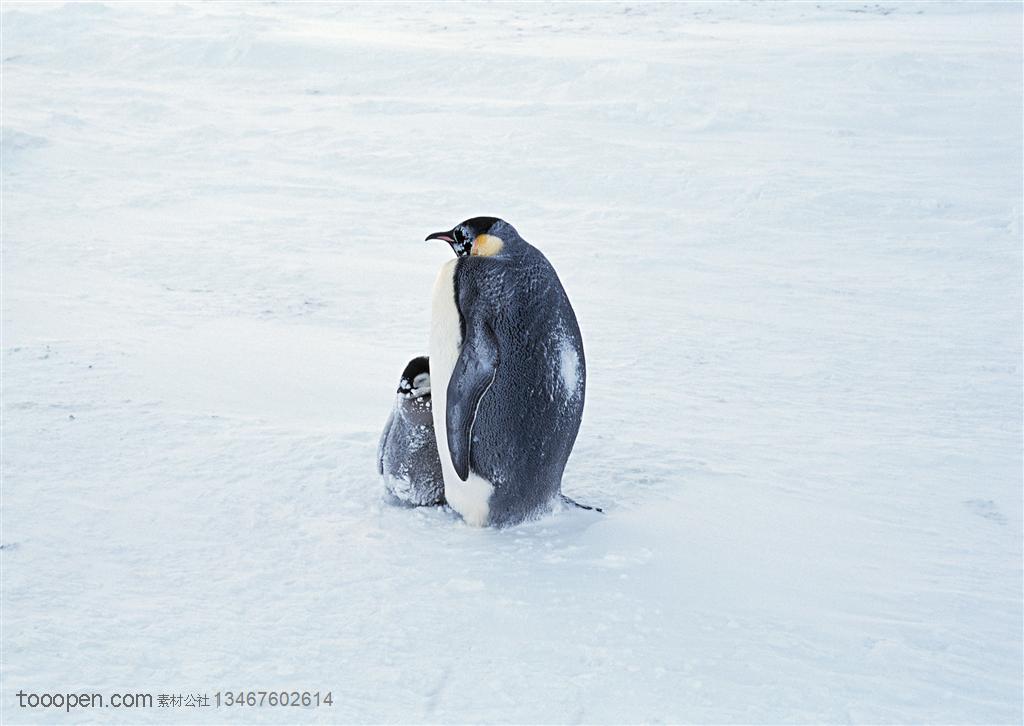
[378,356,445,507]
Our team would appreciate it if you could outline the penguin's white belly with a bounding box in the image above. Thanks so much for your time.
[430,259,494,527]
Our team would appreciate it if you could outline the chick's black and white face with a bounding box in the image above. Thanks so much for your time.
[397,356,431,399]
[398,371,431,399]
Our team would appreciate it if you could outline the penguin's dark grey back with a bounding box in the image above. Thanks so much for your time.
[453,239,585,526]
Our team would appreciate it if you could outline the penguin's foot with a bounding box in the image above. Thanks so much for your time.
[560,493,604,514]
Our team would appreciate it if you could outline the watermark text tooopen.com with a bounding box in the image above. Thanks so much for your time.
[16,690,153,711]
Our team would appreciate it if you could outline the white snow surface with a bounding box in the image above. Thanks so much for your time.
[2,2,1022,723]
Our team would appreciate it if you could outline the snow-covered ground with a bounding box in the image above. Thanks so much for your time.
[2,1,1021,723]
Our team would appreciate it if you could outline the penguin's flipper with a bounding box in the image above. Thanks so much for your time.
[446,322,499,481]
[377,410,394,476]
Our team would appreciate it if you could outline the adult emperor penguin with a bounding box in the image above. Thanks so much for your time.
[426,217,586,527]
[377,356,445,507]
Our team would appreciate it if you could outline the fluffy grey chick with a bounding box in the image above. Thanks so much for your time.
[377,356,445,507]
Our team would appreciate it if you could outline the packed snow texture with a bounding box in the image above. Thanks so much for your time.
[2,2,1022,723]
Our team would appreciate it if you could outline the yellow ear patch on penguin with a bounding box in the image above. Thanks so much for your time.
[471,234,504,257]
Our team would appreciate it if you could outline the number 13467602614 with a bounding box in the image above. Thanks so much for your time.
[214,691,333,708]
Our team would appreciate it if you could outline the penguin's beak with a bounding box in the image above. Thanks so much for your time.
[425,230,455,243]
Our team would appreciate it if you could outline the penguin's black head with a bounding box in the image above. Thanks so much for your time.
[425,217,507,258]
[398,356,431,399]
